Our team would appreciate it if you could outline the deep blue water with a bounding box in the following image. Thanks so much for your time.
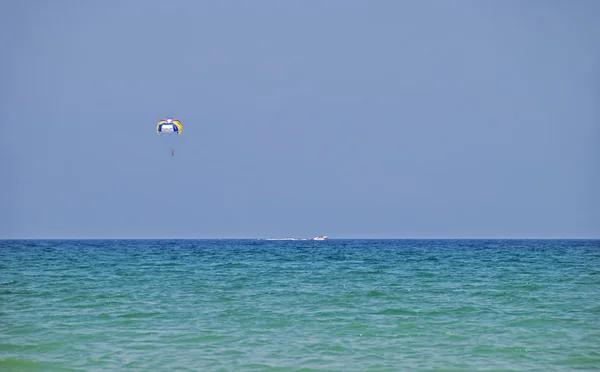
[1,239,599,371]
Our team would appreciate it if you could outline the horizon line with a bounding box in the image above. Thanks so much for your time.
[1,237,599,241]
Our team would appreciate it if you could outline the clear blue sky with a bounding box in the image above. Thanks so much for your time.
[1,0,598,239]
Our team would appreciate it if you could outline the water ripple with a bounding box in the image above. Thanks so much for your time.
[1,239,599,371]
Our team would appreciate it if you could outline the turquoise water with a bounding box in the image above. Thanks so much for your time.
[1,239,599,371]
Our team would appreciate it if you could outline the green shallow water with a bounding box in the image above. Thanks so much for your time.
[1,239,599,371]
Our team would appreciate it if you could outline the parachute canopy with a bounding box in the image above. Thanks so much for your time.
[156,118,182,135]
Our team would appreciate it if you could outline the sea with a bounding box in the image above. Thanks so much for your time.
[1,239,599,371]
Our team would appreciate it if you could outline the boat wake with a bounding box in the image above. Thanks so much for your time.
[260,238,308,241]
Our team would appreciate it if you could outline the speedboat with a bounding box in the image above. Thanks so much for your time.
[312,235,328,241]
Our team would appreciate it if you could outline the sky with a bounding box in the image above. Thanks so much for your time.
[1,0,599,239]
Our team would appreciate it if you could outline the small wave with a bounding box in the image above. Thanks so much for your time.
[171,334,226,343]
[0,358,76,371]
[72,301,124,309]
[473,345,528,354]
[117,311,165,319]
[366,290,386,297]
[419,306,477,316]
[587,305,600,313]
[307,343,346,354]
[0,343,23,351]
[554,355,600,367]
[377,308,417,316]
[0,358,39,368]
[507,316,576,327]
